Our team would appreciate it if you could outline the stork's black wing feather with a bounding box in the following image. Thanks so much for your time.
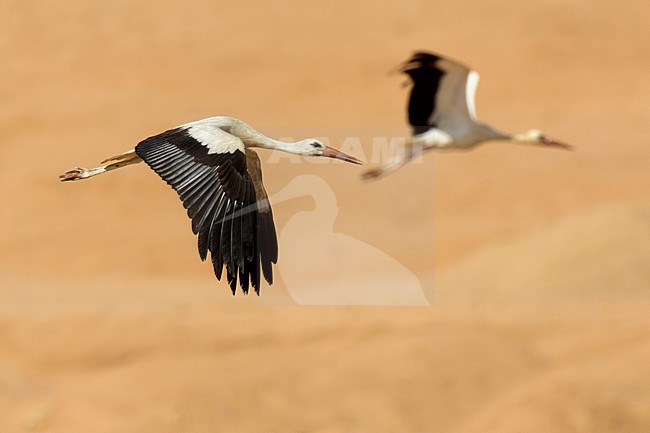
[135,127,278,295]
[401,51,473,135]
[245,149,277,287]
[402,53,445,134]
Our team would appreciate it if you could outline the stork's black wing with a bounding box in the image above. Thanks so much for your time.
[401,51,476,135]
[135,126,278,295]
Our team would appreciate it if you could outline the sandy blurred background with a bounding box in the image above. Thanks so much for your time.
[2,0,650,431]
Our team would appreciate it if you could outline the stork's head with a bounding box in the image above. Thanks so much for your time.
[296,139,363,164]
[513,130,573,150]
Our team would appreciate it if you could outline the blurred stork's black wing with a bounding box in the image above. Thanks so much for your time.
[135,126,278,295]
[401,51,478,135]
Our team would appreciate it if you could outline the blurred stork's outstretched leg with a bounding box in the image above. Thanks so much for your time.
[362,141,421,180]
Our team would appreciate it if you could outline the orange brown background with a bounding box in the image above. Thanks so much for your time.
[2,0,649,431]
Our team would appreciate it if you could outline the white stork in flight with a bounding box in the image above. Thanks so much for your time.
[363,51,573,179]
[60,116,362,295]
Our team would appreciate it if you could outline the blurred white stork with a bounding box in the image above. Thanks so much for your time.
[363,52,573,179]
[60,116,361,295]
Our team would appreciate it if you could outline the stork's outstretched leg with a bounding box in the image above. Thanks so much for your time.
[362,154,408,180]
[59,149,142,182]
[362,142,422,180]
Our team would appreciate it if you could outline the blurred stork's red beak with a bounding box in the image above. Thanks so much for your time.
[322,146,363,164]
[541,136,574,151]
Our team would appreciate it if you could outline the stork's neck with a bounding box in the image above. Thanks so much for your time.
[254,136,298,150]
[476,122,511,142]
[250,135,315,156]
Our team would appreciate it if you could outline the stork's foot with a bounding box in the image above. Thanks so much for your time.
[59,150,140,182]
[59,167,96,182]
[361,168,385,181]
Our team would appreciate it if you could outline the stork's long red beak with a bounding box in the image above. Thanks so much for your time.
[541,136,574,151]
[322,146,363,164]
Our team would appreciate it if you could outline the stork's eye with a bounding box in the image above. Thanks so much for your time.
[311,142,323,148]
